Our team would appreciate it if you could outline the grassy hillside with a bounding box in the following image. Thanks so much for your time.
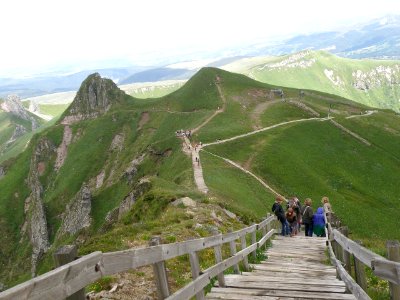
[1,68,399,299]
[223,50,400,112]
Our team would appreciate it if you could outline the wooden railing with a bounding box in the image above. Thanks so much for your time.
[0,214,277,300]
[325,209,400,300]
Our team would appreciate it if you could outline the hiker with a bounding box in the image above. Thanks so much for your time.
[322,196,332,213]
[313,207,326,237]
[285,207,297,236]
[293,197,302,232]
[289,197,301,233]
[272,196,290,236]
[301,198,314,237]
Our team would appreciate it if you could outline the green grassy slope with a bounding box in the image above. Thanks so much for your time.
[223,50,400,112]
[1,67,399,294]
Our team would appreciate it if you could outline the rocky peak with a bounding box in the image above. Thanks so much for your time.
[1,95,38,130]
[61,73,126,124]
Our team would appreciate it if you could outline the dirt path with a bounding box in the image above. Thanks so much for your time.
[192,83,226,134]
[345,110,377,119]
[202,117,330,148]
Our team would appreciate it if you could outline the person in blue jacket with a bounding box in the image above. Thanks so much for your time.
[313,207,326,237]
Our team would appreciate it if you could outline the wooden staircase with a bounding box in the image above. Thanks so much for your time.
[207,235,356,300]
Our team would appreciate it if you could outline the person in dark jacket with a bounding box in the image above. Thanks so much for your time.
[272,196,289,236]
[313,207,326,237]
[301,198,314,237]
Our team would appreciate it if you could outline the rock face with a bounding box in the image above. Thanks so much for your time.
[352,65,400,90]
[54,125,73,171]
[118,178,151,220]
[1,95,38,129]
[26,138,54,276]
[6,124,27,146]
[0,166,5,179]
[58,184,92,236]
[61,73,126,124]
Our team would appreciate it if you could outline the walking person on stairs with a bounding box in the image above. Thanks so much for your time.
[272,196,290,236]
[301,198,314,237]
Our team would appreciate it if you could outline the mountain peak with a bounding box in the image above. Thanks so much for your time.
[61,73,126,124]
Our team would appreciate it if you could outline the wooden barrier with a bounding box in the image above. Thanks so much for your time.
[0,216,277,300]
[325,207,400,300]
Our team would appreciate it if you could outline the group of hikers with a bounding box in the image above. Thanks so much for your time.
[271,195,332,237]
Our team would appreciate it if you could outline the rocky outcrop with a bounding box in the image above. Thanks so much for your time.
[352,65,400,90]
[61,73,126,124]
[1,95,38,130]
[58,184,92,236]
[6,124,27,146]
[0,166,5,179]
[54,125,73,171]
[259,50,316,71]
[26,138,55,276]
[118,177,151,220]
[124,154,146,184]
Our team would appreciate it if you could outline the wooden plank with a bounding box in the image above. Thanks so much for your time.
[257,229,274,248]
[207,291,295,299]
[332,229,383,267]
[189,251,205,300]
[0,279,34,300]
[257,215,275,230]
[327,241,371,300]
[228,229,240,274]
[149,237,170,299]
[240,236,250,271]
[259,261,337,271]
[224,281,346,293]
[251,224,257,260]
[387,240,400,300]
[372,258,400,284]
[253,265,337,275]
[212,230,225,288]
[249,271,338,281]
[209,287,357,300]
[223,274,345,286]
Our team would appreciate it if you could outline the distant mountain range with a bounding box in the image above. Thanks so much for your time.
[0,15,399,99]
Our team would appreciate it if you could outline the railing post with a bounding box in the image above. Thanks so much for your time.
[189,250,205,300]
[240,235,250,271]
[54,245,85,300]
[387,240,400,300]
[354,240,367,291]
[228,228,240,274]
[264,215,269,250]
[251,223,257,260]
[341,227,352,275]
[149,236,170,299]
[212,229,226,288]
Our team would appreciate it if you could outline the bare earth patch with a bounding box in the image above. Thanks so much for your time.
[138,112,150,130]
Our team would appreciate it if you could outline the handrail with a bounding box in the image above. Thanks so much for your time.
[0,214,278,300]
[325,206,400,300]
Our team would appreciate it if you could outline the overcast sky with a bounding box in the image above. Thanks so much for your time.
[1,0,399,77]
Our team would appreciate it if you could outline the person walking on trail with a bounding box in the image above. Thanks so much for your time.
[301,198,314,237]
[285,207,297,236]
[293,197,302,232]
[272,196,290,236]
[322,196,332,213]
[313,207,326,237]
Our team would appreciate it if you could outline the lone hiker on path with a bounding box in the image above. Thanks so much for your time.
[301,198,314,237]
[272,196,290,236]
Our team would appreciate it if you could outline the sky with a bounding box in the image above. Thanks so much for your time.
[1,0,399,77]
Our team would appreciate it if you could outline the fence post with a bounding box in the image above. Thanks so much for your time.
[212,229,225,288]
[54,245,85,300]
[189,250,205,300]
[341,227,352,275]
[264,215,269,250]
[149,236,170,299]
[251,223,257,260]
[240,235,250,271]
[387,240,400,300]
[354,240,367,291]
[228,228,240,274]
